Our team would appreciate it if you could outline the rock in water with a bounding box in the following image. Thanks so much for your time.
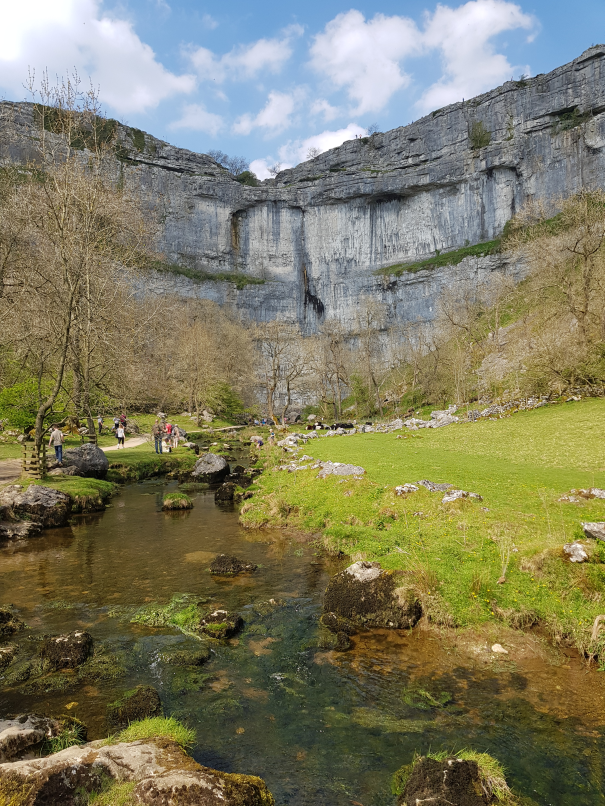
[0,737,275,806]
[209,554,257,575]
[0,715,83,763]
[0,485,71,528]
[106,685,163,730]
[58,443,109,479]
[323,561,422,631]
[215,481,237,502]
[563,541,589,562]
[0,609,25,638]
[39,631,93,670]
[0,521,42,540]
[197,609,243,639]
[399,756,488,806]
[191,453,230,483]
[582,522,605,542]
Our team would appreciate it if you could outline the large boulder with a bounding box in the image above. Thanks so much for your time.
[209,554,257,575]
[0,520,42,540]
[0,715,81,763]
[39,631,93,670]
[191,453,230,483]
[106,686,162,730]
[0,485,71,528]
[0,737,274,806]
[583,522,605,542]
[323,561,421,632]
[398,756,489,806]
[58,444,109,479]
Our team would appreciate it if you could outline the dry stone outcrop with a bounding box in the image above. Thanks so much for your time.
[0,485,71,528]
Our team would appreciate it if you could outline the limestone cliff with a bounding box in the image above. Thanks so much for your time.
[1,45,604,334]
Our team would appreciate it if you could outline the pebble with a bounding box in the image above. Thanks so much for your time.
[491,643,508,654]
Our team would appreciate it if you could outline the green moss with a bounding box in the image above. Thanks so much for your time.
[87,780,136,806]
[107,716,196,748]
[148,259,265,290]
[128,127,146,152]
[469,120,491,149]
[162,492,193,510]
[401,685,452,710]
[375,239,501,277]
[106,686,162,729]
[77,648,126,683]
[552,107,591,133]
[0,774,36,806]
[130,593,207,636]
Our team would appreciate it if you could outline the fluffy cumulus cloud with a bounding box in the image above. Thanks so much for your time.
[309,10,420,115]
[188,25,303,84]
[309,1,536,116]
[250,122,366,179]
[417,0,534,110]
[234,89,304,136]
[169,103,223,135]
[0,0,195,114]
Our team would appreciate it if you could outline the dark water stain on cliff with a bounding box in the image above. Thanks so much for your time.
[1,481,604,805]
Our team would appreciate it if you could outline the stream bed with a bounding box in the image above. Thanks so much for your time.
[1,479,604,805]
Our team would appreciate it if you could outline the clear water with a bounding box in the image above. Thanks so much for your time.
[1,480,604,805]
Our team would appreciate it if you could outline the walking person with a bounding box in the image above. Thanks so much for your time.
[48,424,64,465]
[97,414,103,435]
[171,424,180,450]
[152,420,164,454]
[113,416,119,432]
[119,412,127,428]
[116,422,126,449]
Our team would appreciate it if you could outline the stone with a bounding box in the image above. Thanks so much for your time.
[39,631,94,670]
[398,756,489,806]
[0,715,73,763]
[106,685,163,730]
[563,541,589,563]
[323,562,422,631]
[0,737,274,806]
[58,443,109,479]
[0,485,71,528]
[191,453,230,483]
[417,480,453,492]
[0,609,25,638]
[215,482,237,502]
[125,418,140,434]
[395,484,419,495]
[0,520,42,540]
[0,645,16,673]
[317,461,365,478]
[491,643,508,654]
[209,554,257,575]
[197,609,243,640]
[573,488,605,499]
[159,647,212,667]
[442,489,483,503]
[582,522,605,542]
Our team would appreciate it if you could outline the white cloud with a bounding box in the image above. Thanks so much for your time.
[310,99,340,121]
[249,157,288,180]
[234,89,303,136]
[169,103,223,135]
[309,10,421,115]
[418,0,535,111]
[201,13,218,30]
[279,123,366,164]
[188,26,301,84]
[0,0,195,114]
[309,2,536,116]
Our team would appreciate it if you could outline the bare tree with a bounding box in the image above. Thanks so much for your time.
[268,163,282,177]
[254,321,306,424]
[207,150,249,176]
[306,147,321,160]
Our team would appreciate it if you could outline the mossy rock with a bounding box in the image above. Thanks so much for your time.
[323,562,422,630]
[106,685,163,730]
[320,612,358,635]
[159,646,212,667]
[398,757,487,805]
[196,609,243,640]
[162,492,193,511]
[209,554,258,576]
[39,630,93,670]
[0,608,25,638]
[0,644,17,673]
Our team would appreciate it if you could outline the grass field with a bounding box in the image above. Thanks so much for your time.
[242,400,605,656]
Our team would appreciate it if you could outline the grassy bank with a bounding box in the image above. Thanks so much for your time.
[242,400,605,657]
[105,443,197,482]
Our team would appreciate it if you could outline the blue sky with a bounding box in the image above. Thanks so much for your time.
[0,0,603,177]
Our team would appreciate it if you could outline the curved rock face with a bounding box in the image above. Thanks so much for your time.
[0,737,275,806]
[191,453,230,483]
[323,561,422,632]
[0,485,71,528]
[57,444,110,479]
[2,48,604,335]
[399,757,489,806]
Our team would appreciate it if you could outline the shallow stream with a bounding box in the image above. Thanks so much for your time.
[1,480,604,805]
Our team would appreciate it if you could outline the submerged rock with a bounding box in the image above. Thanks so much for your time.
[197,609,243,639]
[0,737,274,806]
[0,485,71,528]
[583,522,605,542]
[209,554,258,575]
[323,562,422,631]
[398,756,489,806]
[51,443,109,479]
[39,631,93,670]
[191,453,230,483]
[0,521,42,540]
[0,609,25,638]
[159,646,212,667]
[0,645,17,673]
[215,482,237,502]
[563,541,589,563]
[106,685,163,730]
